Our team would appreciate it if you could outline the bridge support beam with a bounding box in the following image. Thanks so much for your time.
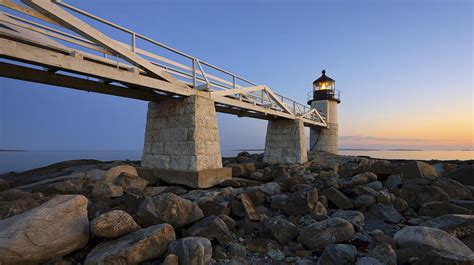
[263,118,308,164]
[141,93,231,188]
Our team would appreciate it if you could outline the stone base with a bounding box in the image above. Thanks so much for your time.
[263,118,308,164]
[140,167,232,189]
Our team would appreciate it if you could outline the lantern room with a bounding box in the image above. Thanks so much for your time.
[308,70,341,104]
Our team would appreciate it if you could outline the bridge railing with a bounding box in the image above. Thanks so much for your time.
[0,0,322,124]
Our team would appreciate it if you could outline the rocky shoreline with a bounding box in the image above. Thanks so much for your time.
[0,151,473,265]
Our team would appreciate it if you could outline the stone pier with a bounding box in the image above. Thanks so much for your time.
[141,93,231,188]
[263,118,308,164]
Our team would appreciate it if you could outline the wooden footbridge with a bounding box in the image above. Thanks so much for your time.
[0,0,334,187]
[0,0,327,127]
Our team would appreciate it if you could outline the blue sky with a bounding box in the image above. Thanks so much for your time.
[0,0,472,151]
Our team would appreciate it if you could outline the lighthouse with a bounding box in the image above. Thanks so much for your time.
[307,70,341,154]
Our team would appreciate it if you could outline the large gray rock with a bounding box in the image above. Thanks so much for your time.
[367,242,397,265]
[339,172,377,189]
[136,193,203,228]
[317,244,357,265]
[366,203,403,224]
[354,194,376,208]
[103,165,139,183]
[419,202,471,217]
[90,210,140,238]
[118,172,148,193]
[283,188,319,216]
[169,237,212,265]
[85,223,176,265]
[420,214,474,238]
[0,198,39,219]
[91,180,123,198]
[431,178,472,200]
[320,187,354,210]
[400,185,450,209]
[0,195,89,265]
[260,216,299,245]
[331,210,365,227]
[355,257,384,265]
[415,250,474,265]
[400,161,439,180]
[298,217,355,250]
[445,165,474,186]
[384,174,403,192]
[186,215,233,246]
[394,226,473,258]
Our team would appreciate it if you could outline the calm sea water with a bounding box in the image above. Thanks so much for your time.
[0,150,472,174]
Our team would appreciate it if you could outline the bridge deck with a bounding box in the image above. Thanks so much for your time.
[0,0,327,127]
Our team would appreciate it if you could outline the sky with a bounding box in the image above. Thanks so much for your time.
[0,0,472,151]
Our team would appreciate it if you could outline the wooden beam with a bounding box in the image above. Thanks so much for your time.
[0,0,62,26]
[264,87,292,114]
[22,0,186,87]
[0,38,195,97]
[0,62,165,102]
[210,85,266,98]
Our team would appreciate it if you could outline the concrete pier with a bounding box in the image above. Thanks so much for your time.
[263,118,308,164]
[141,93,231,188]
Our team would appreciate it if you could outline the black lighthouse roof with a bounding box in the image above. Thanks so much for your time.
[312,70,335,85]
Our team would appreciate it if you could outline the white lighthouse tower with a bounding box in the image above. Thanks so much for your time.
[308,70,341,154]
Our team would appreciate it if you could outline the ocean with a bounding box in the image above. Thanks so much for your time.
[0,149,472,174]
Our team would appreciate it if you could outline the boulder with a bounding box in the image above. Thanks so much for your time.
[400,161,439,180]
[0,188,47,202]
[445,165,474,186]
[0,198,39,219]
[0,179,10,191]
[298,217,355,250]
[400,185,450,209]
[331,210,365,227]
[90,210,140,238]
[320,187,354,210]
[85,223,175,265]
[0,195,89,265]
[103,165,138,183]
[355,194,376,208]
[260,182,282,196]
[367,242,397,265]
[418,202,471,217]
[392,197,409,213]
[91,181,123,198]
[384,174,403,192]
[415,250,474,265]
[431,178,472,200]
[283,188,319,216]
[420,214,474,238]
[227,242,247,257]
[365,181,383,191]
[168,237,212,265]
[365,203,403,224]
[199,200,230,217]
[317,244,357,265]
[394,226,473,258]
[186,215,233,246]
[118,172,148,193]
[162,254,179,265]
[356,257,384,265]
[270,194,288,210]
[260,216,299,245]
[339,172,377,189]
[136,193,203,228]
